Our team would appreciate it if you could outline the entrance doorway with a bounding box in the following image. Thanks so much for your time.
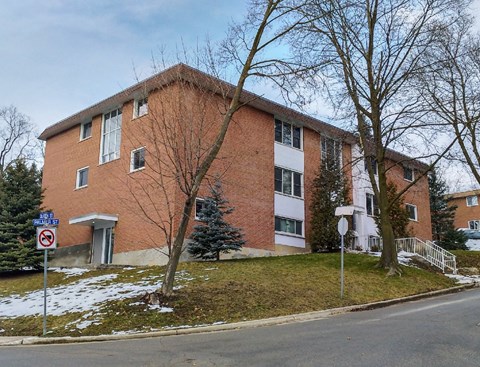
[92,227,114,264]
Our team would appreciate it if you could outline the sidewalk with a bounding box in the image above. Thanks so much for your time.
[1,283,477,346]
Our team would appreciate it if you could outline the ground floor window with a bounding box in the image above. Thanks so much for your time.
[406,204,417,221]
[469,220,480,230]
[275,216,303,236]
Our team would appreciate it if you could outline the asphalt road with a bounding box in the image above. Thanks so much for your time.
[2,288,480,367]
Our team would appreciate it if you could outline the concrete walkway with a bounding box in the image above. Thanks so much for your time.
[1,283,477,346]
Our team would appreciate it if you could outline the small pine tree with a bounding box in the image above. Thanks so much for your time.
[376,182,411,239]
[309,154,350,252]
[428,168,467,250]
[188,179,245,260]
[0,159,43,271]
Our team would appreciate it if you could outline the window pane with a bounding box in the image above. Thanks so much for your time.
[366,194,373,216]
[293,172,301,197]
[282,122,292,145]
[274,167,282,192]
[282,170,292,195]
[195,199,205,219]
[293,127,301,149]
[295,221,302,235]
[406,204,416,220]
[275,119,282,143]
[81,121,92,139]
[275,217,281,231]
[404,167,413,181]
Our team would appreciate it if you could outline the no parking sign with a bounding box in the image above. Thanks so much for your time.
[36,227,57,249]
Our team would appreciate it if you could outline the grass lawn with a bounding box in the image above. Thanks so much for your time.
[453,250,480,268]
[0,253,456,337]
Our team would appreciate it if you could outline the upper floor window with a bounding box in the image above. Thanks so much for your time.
[134,97,148,117]
[466,195,478,207]
[469,220,480,230]
[406,203,418,221]
[80,121,92,141]
[321,136,341,169]
[364,156,377,175]
[130,147,145,172]
[403,166,414,181]
[275,119,301,149]
[275,167,302,198]
[275,216,303,236]
[101,108,122,164]
[366,193,379,216]
[76,166,89,189]
[195,198,206,220]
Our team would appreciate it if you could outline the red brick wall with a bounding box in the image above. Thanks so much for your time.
[384,161,432,240]
[450,196,480,229]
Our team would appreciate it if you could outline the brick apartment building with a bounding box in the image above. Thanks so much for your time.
[448,189,480,230]
[39,64,432,266]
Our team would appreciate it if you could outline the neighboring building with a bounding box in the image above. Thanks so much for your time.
[448,189,480,230]
[39,64,432,266]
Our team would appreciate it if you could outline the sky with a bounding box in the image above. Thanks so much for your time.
[1,1,480,190]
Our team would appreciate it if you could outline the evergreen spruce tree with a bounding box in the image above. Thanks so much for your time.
[309,154,350,252]
[188,179,245,260]
[428,168,467,250]
[0,159,43,271]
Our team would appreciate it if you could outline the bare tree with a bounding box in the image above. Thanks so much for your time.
[128,0,304,297]
[282,0,469,274]
[416,15,480,186]
[0,105,37,177]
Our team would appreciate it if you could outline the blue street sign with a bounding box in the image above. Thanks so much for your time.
[39,212,54,220]
[33,218,60,226]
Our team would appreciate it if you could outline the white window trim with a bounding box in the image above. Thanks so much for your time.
[366,193,378,217]
[403,166,414,182]
[99,108,122,164]
[79,121,92,141]
[130,147,146,172]
[195,198,205,220]
[321,136,343,168]
[466,195,478,207]
[133,97,148,118]
[274,215,304,238]
[274,166,304,199]
[274,118,303,150]
[406,203,418,221]
[76,166,89,189]
[468,220,480,230]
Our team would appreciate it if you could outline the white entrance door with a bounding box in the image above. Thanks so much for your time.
[92,227,114,264]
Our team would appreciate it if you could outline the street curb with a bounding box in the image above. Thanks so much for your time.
[2,283,477,346]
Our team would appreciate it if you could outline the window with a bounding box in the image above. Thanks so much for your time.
[321,136,342,168]
[274,119,301,149]
[364,156,377,175]
[466,195,478,207]
[130,147,145,172]
[275,216,303,236]
[469,220,480,230]
[134,97,148,117]
[406,204,417,221]
[403,166,414,181]
[366,193,379,216]
[76,167,89,189]
[100,108,122,163]
[195,198,206,220]
[80,121,92,140]
[274,167,302,197]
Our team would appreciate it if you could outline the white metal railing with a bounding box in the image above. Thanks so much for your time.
[395,237,457,274]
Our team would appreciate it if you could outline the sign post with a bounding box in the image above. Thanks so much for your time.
[337,216,348,299]
[34,212,59,336]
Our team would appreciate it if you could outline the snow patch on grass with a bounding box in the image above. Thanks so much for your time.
[51,267,91,278]
[445,274,480,284]
[0,273,160,317]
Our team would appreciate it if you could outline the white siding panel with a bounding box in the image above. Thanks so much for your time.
[274,193,305,220]
[274,143,304,172]
[275,234,305,248]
